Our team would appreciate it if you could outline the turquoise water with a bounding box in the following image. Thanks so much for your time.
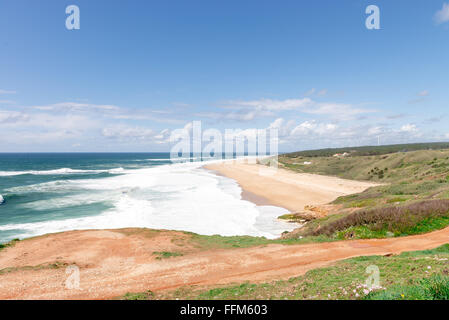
[0,153,294,243]
[0,153,174,242]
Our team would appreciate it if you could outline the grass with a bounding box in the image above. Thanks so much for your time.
[121,244,449,300]
[281,148,449,184]
[0,238,20,252]
[284,142,449,158]
[122,290,155,300]
[152,251,184,260]
[278,214,303,222]
[0,261,68,275]
[365,274,449,300]
[187,232,336,249]
[188,233,274,249]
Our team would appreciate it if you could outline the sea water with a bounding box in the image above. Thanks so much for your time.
[0,153,296,243]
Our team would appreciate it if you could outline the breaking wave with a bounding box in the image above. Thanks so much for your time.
[0,167,125,177]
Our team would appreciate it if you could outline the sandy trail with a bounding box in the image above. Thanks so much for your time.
[0,227,449,299]
[204,161,379,212]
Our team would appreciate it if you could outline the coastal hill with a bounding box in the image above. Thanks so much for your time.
[278,143,449,242]
[1,142,449,300]
[284,142,449,158]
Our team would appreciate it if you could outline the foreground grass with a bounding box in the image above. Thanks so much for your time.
[121,244,449,300]
[187,232,334,249]
[365,274,449,300]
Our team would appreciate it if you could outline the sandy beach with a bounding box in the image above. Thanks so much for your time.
[204,160,379,212]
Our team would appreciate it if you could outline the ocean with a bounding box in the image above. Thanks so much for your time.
[0,153,295,243]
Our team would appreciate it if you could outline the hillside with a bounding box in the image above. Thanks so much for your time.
[278,144,449,241]
[284,142,449,158]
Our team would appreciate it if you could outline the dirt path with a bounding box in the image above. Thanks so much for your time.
[1,227,449,299]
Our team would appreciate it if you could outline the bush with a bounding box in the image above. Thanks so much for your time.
[308,200,449,237]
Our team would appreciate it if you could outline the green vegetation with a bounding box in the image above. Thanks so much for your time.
[187,232,335,249]
[121,244,449,300]
[187,233,273,249]
[365,274,449,300]
[279,146,449,241]
[278,214,305,222]
[0,238,20,252]
[284,142,449,158]
[307,200,449,239]
[152,251,184,260]
[122,290,155,300]
[0,261,68,275]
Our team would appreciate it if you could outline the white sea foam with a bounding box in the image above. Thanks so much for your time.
[0,167,124,177]
[0,158,295,240]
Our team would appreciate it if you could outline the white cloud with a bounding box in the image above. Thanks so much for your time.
[197,109,275,121]
[102,125,155,140]
[304,88,316,96]
[317,89,328,96]
[304,102,374,119]
[0,100,16,105]
[418,90,430,97]
[0,89,16,94]
[435,3,449,24]
[367,126,383,135]
[0,110,29,124]
[400,124,418,133]
[304,88,327,97]
[206,98,376,122]
[260,119,427,149]
[268,118,295,137]
[225,98,313,111]
[32,102,121,113]
[290,120,338,136]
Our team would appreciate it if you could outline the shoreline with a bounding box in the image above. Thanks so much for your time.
[0,158,378,244]
[204,164,280,208]
[204,159,379,213]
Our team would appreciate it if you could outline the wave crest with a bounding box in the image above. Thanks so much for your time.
[0,167,125,177]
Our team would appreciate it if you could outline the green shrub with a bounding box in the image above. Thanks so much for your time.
[152,251,183,260]
[366,274,449,300]
[308,200,449,237]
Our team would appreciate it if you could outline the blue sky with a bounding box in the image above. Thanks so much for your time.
[1,0,449,152]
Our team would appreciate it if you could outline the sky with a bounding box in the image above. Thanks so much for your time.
[1,0,449,152]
